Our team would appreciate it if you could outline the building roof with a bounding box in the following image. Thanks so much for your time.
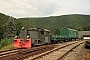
[78,31,90,38]
[78,31,90,35]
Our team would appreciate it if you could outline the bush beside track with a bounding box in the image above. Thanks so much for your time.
[0,43,14,50]
[0,38,12,50]
[84,41,90,49]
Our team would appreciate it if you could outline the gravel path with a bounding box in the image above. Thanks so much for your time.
[60,41,85,60]
[25,41,83,60]
[35,41,83,60]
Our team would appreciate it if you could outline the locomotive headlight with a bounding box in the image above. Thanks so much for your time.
[27,35,30,38]
[14,36,18,38]
[22,27,24,30]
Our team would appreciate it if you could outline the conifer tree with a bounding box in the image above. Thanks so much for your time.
[4,17,16,41]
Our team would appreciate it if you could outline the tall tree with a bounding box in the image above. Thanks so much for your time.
[0,26,5,40]
[4,17,16,41]
[83,23,90,31]
[74,26,83,31]
[43,26,50,30]
[54,28,60,35]
[15,21,23,36]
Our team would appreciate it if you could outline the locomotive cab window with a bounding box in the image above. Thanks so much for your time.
[40,31,44,35]
[45,32,49,36]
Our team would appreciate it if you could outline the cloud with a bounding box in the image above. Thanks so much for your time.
[51,0,90,16]
[24,0,60,16]
[0,0,60,17]
[0,0,90,18]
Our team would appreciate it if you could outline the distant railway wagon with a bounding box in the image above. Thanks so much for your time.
[60,28,78,40]
[50,35,61,43]
[50,28,78,42]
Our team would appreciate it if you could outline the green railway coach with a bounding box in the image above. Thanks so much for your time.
[60,28,78,41]
[50,28,78,43]
[50,35,59,43]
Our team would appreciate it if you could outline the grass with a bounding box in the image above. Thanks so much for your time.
[86,49,90,53]
[0,43,14,50]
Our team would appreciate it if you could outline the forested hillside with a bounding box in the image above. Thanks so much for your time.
[18,14,90,33]
[0,13,10,39]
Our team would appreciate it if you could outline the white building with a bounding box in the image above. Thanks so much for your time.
[78,31,90,39]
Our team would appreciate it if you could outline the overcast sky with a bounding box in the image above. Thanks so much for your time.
[0,0,90,18]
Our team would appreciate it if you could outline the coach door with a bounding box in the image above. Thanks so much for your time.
[45,31,50,43]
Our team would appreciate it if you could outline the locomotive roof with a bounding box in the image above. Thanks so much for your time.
[68,28,77,31]
[28,28,37,30]
[61,28,77,31]
[28,28,50,32]
[44,29,50,32]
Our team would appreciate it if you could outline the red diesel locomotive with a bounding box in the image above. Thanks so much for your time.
[14,38,32,48]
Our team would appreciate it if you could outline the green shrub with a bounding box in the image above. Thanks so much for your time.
[0,38,11,49]
[84,41,90,49]
[1,43,14,50]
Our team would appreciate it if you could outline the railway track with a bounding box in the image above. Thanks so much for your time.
[0,44,57,60]
[25,41,84,60]
[0,41,84,60]
[0,48,20,57]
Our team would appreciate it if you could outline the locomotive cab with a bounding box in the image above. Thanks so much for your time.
[27,28,50,46]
